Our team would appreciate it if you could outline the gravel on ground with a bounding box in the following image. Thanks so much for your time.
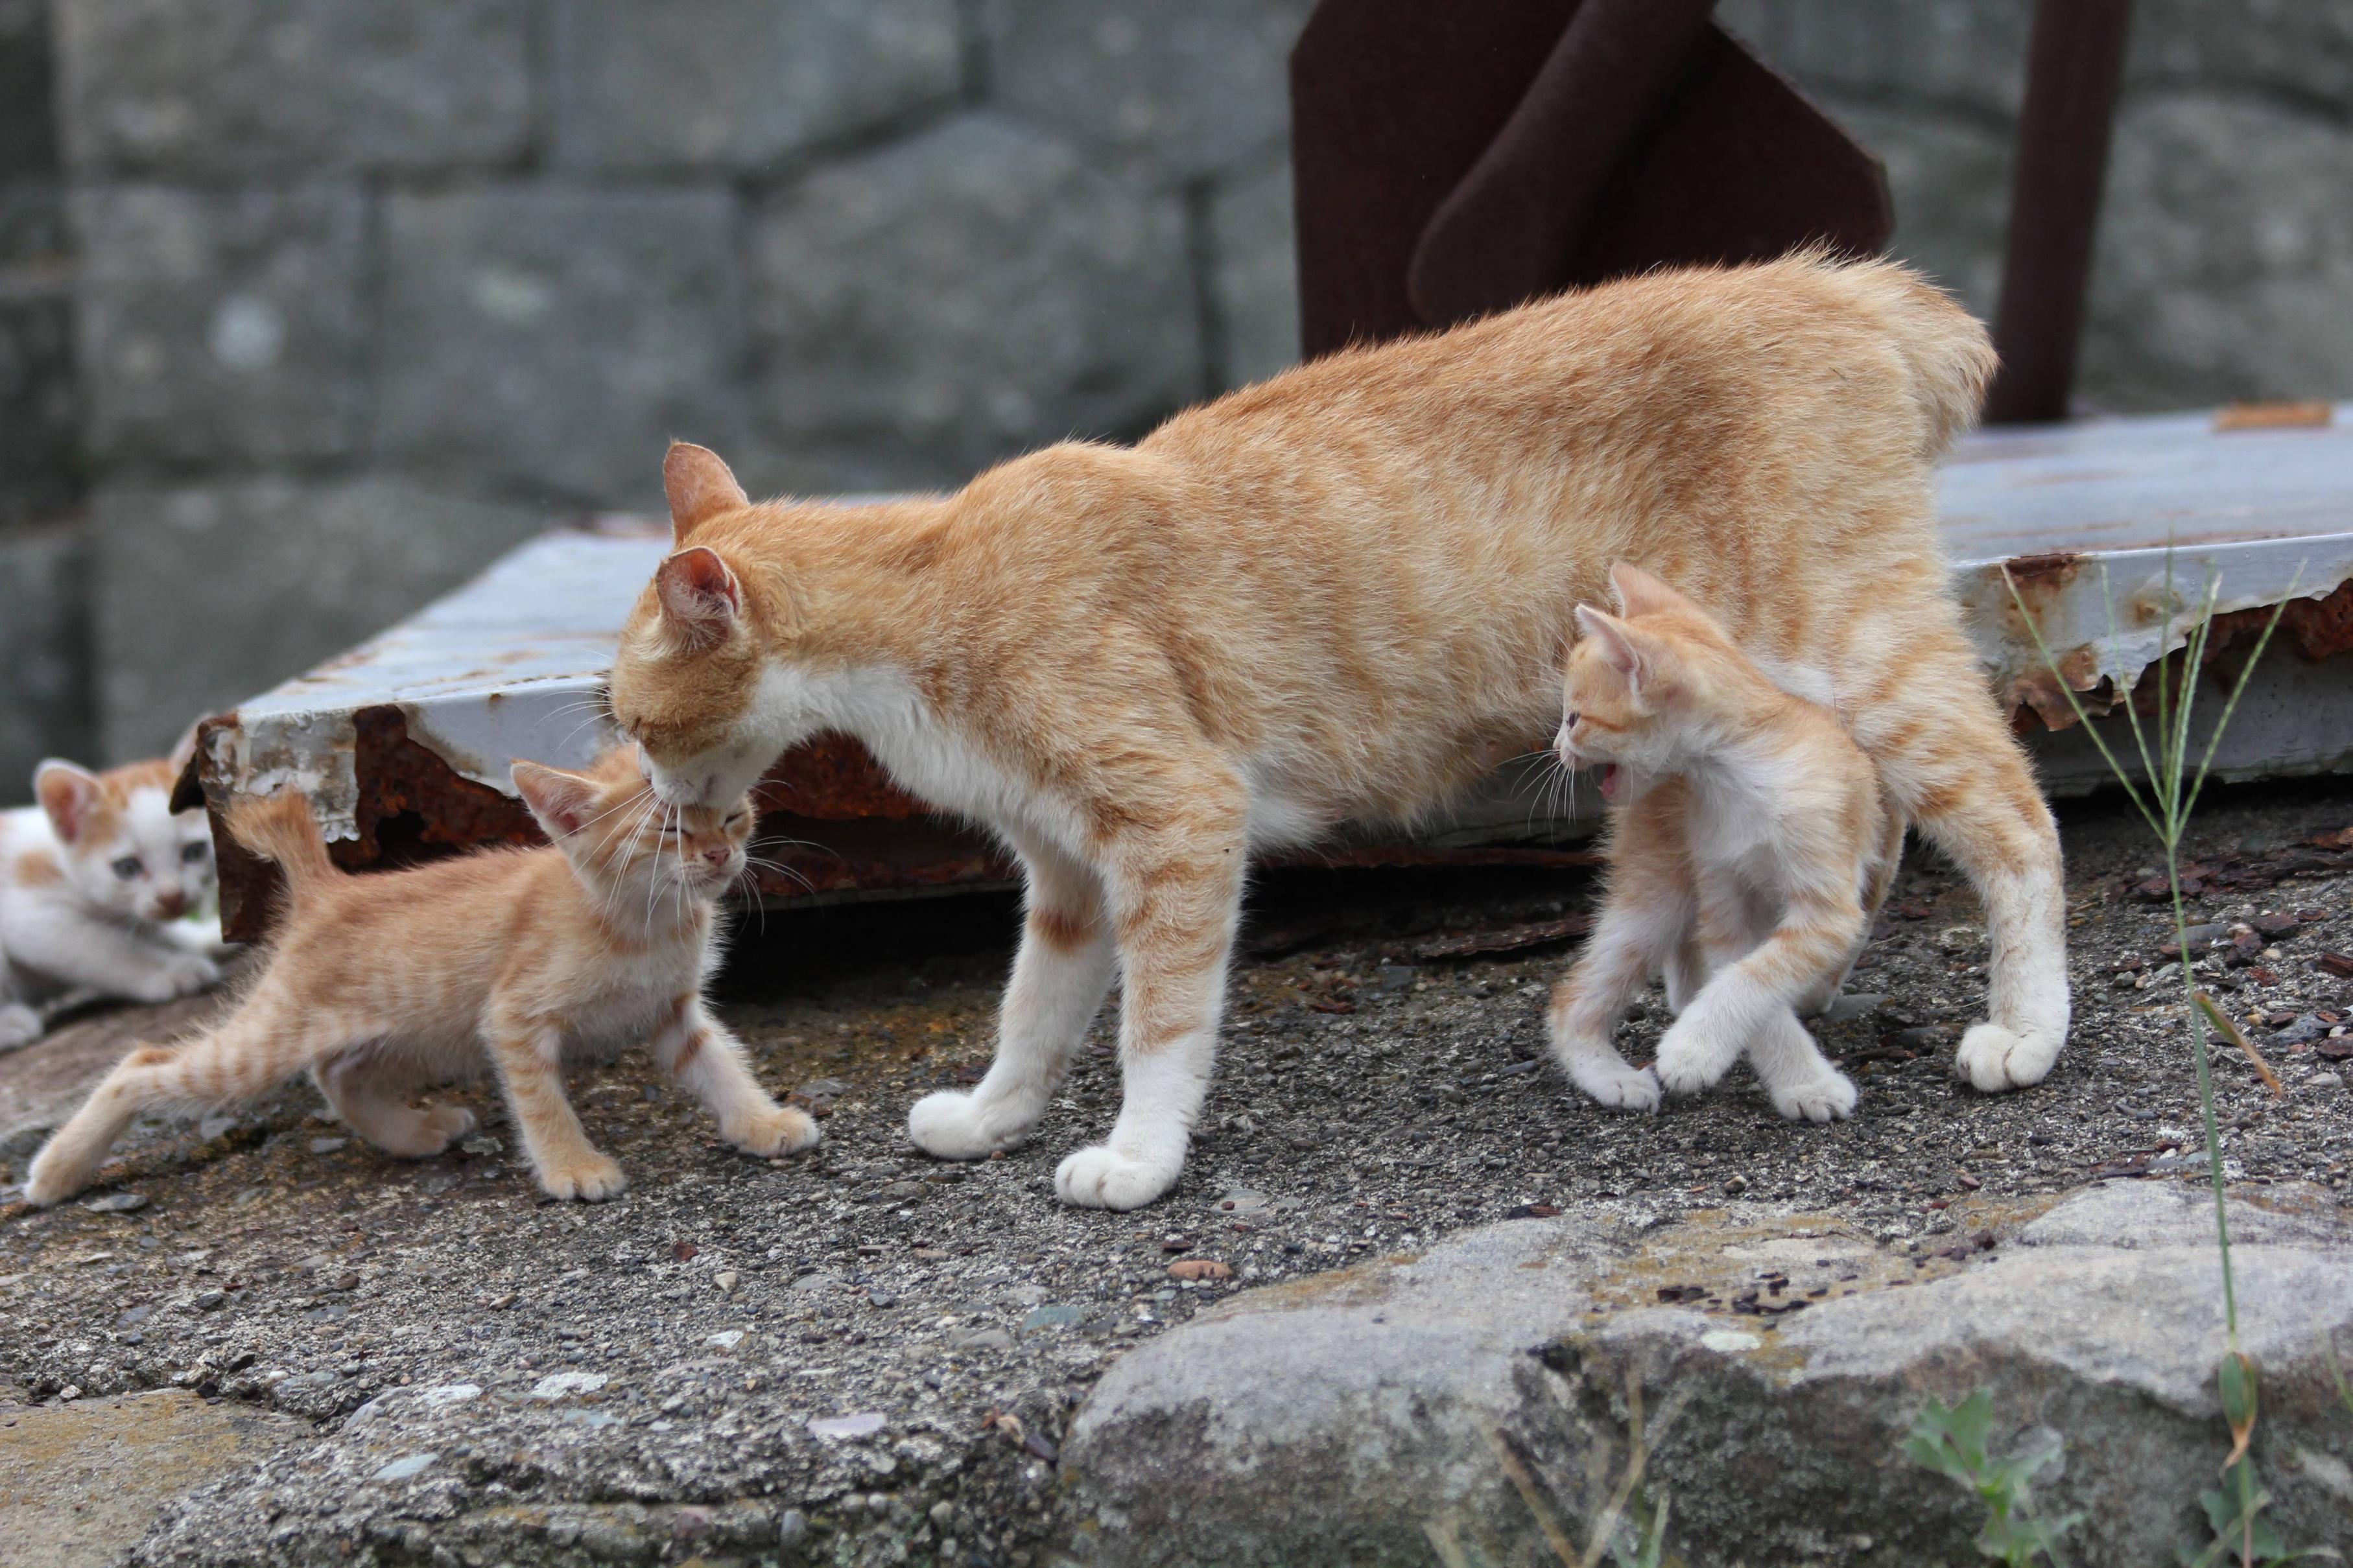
[1,780,2349,1565]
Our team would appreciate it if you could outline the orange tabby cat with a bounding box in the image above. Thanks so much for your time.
[25,745,815,1208]
[1548,563,1904,1121]
[606,254,2066,1211]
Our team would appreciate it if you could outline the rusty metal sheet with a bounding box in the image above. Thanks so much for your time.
[196,403,2353,931]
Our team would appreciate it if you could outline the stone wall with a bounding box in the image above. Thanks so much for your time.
[7,0,2351,792]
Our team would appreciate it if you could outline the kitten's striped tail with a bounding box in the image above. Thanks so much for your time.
[226,790,338,900]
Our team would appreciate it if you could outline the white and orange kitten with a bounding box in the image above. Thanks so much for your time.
[25,745,816,1207]
[0,755,222,1049]
[1548,565,1902,1121]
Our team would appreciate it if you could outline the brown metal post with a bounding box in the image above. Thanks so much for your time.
[1985,0,2135,425]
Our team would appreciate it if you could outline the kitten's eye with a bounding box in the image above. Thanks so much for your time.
[181,841,209,863]
[1562,713,1581,731]
[723,810,749,829]
[112,856,143,880]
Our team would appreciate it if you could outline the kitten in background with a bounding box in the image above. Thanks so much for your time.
[24,744,817,1207]
[1547,564,1901,1121]
[0,749,221,1051]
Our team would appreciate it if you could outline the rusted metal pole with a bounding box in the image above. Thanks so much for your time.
[1985,0,2135,425]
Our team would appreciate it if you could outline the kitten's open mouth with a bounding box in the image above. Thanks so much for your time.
[1597,763,1623,802]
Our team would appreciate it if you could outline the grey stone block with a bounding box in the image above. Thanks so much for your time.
[0,275,78,529]
[1819,99,2013,322]
[0,521,94,806]
[551,0,960,174]
[1716,0,2032,121]
[91,477,549,762]
[2129,0,2353,108]
[71,184,366,465]
[1065,1185,2353,1567]
[377,187,747,509]
[53,0,531,176]
[986,0,1310,181]
[0,0,58,183]
[2083,94,2353,412]
[1207,156,1298,392]
[748,113,1197,493]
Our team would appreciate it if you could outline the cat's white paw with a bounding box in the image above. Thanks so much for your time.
[132,955,220,1004]
[1655,1012,1742,1097]
[1054,1144,1180,1210]
[1568,1060,1661,1114]
[0,1003,40,1052]
[728,1104,820,1158]
[21,1143,91,1208]
[1956,1023,2060,1092]
[538,1153,627,1202]
[908,1089,1036,1160]
[1769,1069,1858,1123]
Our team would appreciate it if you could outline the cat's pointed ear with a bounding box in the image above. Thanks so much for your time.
[664,443,748,544]
[1609,563,1698,620]
[654,546,741,649]
[33,760,102,844]
[1574,605,1651,686]
[513,761,600,840]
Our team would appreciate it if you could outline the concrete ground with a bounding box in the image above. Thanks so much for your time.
[2,778,2350,1567]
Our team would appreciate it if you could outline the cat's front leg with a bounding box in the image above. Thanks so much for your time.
[486,1014,624,1201]
[1052,809,1244,1211]
[655,998,818,1158]
[1745,1009,1857,1123]
[910,834,1114,1161]
[1658,883,1862,1097]
[1546,900,1672,1113]
[3,909,218,1005]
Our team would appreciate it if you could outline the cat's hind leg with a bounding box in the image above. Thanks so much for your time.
[25,984,308,1205]
[1745,1009,1857,1123]
[1850,629,2068,1090]
[654,998,817,1158]
[910,829,1115,1161]
[314,1047,475,1158]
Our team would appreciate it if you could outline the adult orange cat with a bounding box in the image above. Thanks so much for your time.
[606,254,2066,1211]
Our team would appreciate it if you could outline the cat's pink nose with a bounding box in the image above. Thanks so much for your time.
[701,845,731,867]
[152,891,188,919]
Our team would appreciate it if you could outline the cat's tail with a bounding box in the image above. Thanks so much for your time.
[226,790,338,901]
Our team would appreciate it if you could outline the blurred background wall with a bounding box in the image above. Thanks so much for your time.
[1,0,2348,799]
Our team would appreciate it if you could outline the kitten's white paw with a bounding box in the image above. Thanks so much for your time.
[1770,1070,1858,1123]
[908,1089,1036,1160]
[538,1153,627,1202]
[729,1104,820,1158]
[1655,1014,1741,1097]
[1054,1144,1180,1210]
[417,1104,477,1153]
[0,1003,40,1052]
[1956,1024,2060,1092]
[1568,1060,1661,1114]
[132,955,220,1004]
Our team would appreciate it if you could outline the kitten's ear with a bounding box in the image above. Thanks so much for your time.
[512,761,599,840]
[1574,605,1651,686]
[654,546,741,649]
[1608,563,1699,620]
[33,760,102,844]
[664,443,748,544]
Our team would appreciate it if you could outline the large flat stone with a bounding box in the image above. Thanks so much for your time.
[1064,1184,2353,1567]
[71,183,366,464]
[550,0,960,174]
[51,0,531,176]
[0,1388,307,1568]
[376,187,747,509]
[1206,156,1297,392]
[747,113,1196,493]
[986,0,1310,182]
[91,477,549,762]
[0,522,93,805]
[2084,94,2353,412]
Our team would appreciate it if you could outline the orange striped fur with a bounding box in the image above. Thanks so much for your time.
[1547,565,1904,1121]
[23,745,815,1208]
[604,254,2068,1211]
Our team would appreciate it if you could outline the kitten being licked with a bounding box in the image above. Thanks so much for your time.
[0,753,222,1051]
[1548,565,1901,1121]
[25,744,816,1208]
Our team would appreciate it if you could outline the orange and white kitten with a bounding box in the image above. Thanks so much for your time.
[606,255,2067,1212]
[1549,565,1902,1121]
[24,745,816,1208]
[0,755,221,1049]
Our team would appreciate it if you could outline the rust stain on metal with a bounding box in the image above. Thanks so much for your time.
[2213,401,2333,433]
[751,736,931,821]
